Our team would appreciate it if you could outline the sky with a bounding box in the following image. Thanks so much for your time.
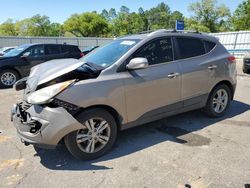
[0,0,244,24]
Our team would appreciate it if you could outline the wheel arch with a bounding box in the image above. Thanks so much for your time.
[75,105,123,131]
[209,80,235,101]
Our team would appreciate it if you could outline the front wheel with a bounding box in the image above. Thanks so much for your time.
[0,69,19,88]
[64,108,117,160]
[204,84,232,118]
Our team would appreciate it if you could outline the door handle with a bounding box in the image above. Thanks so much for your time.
[167,73,180,79]
[208,65,218,70]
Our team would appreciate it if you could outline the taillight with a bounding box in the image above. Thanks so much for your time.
[228,56,236,63]
[80,53,84,57]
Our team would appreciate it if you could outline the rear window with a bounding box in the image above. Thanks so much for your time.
[62,45,81,53]
[176,37,206,59]
[204,41,216,53]
[45,45,61,55]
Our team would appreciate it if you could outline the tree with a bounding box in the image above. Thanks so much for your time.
[15,14,54,36]
[231,0,250,30]
[188,0,231,32]
[185,18,210,32]
[120,6,130,14]
[109,8,117,20]
[49,23,62,36]
[145,2,171,30]
[0,19,18,36]
[63,12,109,37]
[101,9,110,21]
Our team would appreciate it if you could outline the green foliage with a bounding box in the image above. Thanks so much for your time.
[145,2,172,30]
[188,0,231,32]
[231,0,250,30]
[15,14,53,36]
[0,19,18,36]
[185,18,210,32]
[63,12,109,37]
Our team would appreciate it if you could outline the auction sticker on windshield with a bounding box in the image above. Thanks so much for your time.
[120,41,136,45]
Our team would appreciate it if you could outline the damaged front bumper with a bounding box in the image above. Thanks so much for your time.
[11,101,83,149]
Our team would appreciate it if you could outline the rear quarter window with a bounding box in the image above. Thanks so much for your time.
[204,41,216,53]
[176,37,206,59]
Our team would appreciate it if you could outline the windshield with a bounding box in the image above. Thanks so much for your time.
[4,45,30,57]
[81,39,140,68]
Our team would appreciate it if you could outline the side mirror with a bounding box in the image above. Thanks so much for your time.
[21,52,30,60]
[126,57,149,70]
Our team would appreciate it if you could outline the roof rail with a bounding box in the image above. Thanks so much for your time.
[138,29,202,36]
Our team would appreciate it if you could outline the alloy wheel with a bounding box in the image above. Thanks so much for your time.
[1,72,16,86]
[76,118,111,153]
[212,89,228,113]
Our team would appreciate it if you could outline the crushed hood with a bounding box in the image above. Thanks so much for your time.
[26,58,84,92]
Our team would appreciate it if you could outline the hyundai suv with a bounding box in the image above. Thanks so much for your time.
[0,43,82,87]
[11,30,237,160]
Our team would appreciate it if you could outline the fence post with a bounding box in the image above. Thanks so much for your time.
[233,32,239,50]
[77,38,80,47]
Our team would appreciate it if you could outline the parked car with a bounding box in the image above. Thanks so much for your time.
[0,43,83,87]
[11,29,237,160]
[82,46,99,56]
[0,46,16,56]
[243,52,250,74]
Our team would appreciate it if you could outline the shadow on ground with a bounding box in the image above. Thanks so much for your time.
[34,100,250,171]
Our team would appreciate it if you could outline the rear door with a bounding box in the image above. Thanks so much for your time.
[174,37,216,106]
[44,44,64,61]
[124,37,182,123]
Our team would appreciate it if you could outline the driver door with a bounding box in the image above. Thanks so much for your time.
[123,37,182,124]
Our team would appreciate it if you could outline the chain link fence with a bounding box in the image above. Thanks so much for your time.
[0,31,250,57]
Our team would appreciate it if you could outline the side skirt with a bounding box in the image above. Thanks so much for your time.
[121,94,209,130]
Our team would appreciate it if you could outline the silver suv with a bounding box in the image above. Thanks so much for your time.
[11,29,237,160]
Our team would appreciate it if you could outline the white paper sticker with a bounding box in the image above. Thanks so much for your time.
[120,41,136,45]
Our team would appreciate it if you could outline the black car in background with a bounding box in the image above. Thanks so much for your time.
[243,52,250,74]
[81,46,99,56]
[0,43,83,87]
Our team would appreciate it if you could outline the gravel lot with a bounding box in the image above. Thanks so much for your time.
[0,60,249,188]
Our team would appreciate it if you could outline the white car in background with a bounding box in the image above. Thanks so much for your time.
[0,47,17,56]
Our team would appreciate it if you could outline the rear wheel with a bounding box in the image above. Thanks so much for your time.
[0,69,19,88]
[64,108,117,160]
[204,84,231,118]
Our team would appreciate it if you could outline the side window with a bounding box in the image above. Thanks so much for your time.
[62,45,80,53]
[23,45,44,57]
[134,38,173,65]
[176,37,205,59]
[45,45,61,55]
[204,41,216,53]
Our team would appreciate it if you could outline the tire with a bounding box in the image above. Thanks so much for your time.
[64,108,117,160]
[204,84,232,118]
[243,68,249,74]
[0,69,20,88]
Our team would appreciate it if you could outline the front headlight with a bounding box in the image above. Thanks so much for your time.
[27,80,75,104]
